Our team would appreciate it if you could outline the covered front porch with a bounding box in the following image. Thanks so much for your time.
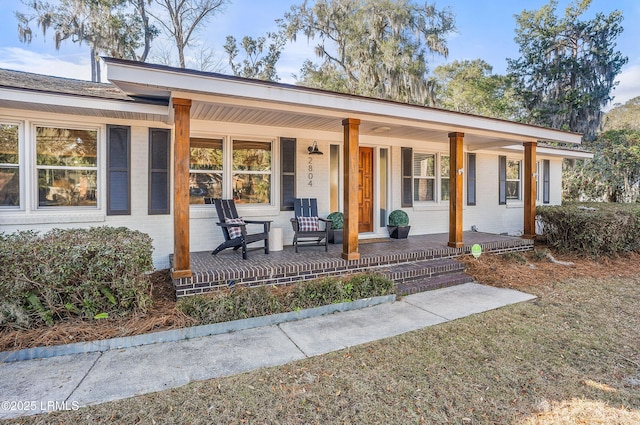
[100,58,587,276]
[172,232,533,297]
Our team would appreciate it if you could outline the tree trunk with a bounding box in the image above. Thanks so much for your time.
[137,0,152,61]
[90,48,97,82]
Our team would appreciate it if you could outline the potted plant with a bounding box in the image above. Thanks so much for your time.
[326,211,344,244]
[387,209,410,239]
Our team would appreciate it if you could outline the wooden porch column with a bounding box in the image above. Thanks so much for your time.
[448,132,464,248]
[172,98,192,278]
[523,141,537,239]
[342,118,361,261]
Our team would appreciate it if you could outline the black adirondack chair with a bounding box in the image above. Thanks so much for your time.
[290,198,331,253]
[205,198,270,260]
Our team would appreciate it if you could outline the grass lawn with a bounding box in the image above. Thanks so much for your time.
[4,252,640,424]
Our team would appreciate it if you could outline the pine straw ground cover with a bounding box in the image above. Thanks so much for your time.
[4,248,640,424]
[0,273,392,352]
[0,270,195,352]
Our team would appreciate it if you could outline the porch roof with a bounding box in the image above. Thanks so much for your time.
[0,60,590,159]
[102,58,588,158]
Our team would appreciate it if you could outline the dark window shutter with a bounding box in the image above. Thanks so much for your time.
[543,159,550,204]
[498,155,507,205]
[280,137,296,211]
[149,128,171,215]
[467,153,476,206]
[401,147,413,207]
[107,125,131,215]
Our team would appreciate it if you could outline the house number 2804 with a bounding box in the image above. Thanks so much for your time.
[308,157,313,186]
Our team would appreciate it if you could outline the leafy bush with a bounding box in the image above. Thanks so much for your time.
[176,273,395,325]
[0,227,154,329]
[388,210,409,227]
[326,211,344,229]
[536,203,640,257]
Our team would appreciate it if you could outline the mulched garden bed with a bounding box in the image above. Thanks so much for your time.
[3,247,640,353]
[0,270,194,352]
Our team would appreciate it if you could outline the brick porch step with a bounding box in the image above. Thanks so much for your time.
[395,272,474,296]
[373,258,474,295]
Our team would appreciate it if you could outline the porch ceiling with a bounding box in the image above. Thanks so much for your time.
[186,99,595,160]
[190,99,455,141]
[188,98,532,148]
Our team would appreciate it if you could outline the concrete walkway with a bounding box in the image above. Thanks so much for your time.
[0,282,536,419]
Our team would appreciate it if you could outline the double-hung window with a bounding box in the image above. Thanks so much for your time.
[499,156,522,204]
[36,126,98,208]
[0,123,20,208]
[413,152,436,202]
[412,152,449,203]
[440,155,450,201]
[506,160,521,200]
[189,137,273,205]
[189,137,223,204]
[232,139,271,204]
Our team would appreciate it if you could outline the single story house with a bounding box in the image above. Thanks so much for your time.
[0,58,592,278]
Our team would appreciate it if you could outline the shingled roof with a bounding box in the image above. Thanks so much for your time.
[0,68,133,101]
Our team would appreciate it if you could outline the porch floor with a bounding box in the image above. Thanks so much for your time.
[173,232,533,297]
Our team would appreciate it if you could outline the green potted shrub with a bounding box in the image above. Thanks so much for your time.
[326,211,344,244]
[387,209,410,239]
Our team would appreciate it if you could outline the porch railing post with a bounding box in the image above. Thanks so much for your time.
[342,118,361,261]
[523,141,537,239]
[172,98,192,278]
[448,132,464,248]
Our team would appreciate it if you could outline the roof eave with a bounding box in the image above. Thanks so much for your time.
[0,86,169,117]
[103,58,583,146]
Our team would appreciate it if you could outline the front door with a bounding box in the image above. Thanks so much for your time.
[358,147,374,233]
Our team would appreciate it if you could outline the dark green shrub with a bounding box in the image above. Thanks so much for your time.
[177,286,283,324]
[345,273,396,300]
[176,273,395,325]
[0,227,154,329]
[536,203,640,257]
[326,212,344,229]
[388,210,409,227]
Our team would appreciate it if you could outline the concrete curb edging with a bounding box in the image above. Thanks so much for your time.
[0,294,396,363]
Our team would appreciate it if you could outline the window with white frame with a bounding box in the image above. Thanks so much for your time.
[189,137,223,204]
[36,126,98,208]
[233,139,272,204]
[440,155,450,201]
[413,152,449,203]
[0,123,19,208]
[506,159,521,200]
[189,137,273,205]
[413,152,435,201]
